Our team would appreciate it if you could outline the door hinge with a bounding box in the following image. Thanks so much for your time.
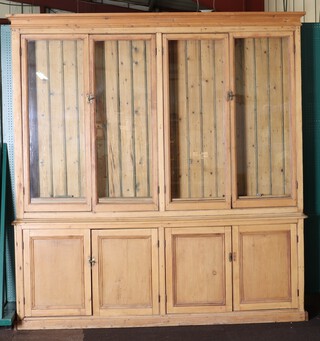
[157,240,160,248]
[297,289,300,297]
[158,295,161,303]
[296,181,299,189]
[227,90,235,101]
[158,186,160,195]
[297,235,299,243]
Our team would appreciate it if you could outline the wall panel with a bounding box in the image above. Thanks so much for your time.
[265,0,320,22]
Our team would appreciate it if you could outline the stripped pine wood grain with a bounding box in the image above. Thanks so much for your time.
[176,40,189,198]
[63,40,81,198]
[104,40,121,198]
[255,38,271,196]
[96,38,153,200]
[132,40,150,198]
[201,39,217,199]
[187,40,202,198]
[237,38,257,197]
[269,37,286,196]
[48,40,67,198]
[35,40,52,198]
[170,37,227,200]
[235,36,292,199]
[282,37,292,196]
[214,39,226,199]
[33,39,85,199]
[119,40,135,197]
[76,40,86,198]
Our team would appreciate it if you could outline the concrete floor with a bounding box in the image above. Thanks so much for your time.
[0,316,320,341]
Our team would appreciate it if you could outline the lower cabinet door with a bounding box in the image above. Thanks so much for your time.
[91,229,159,316]
[165,226,232,314]
[23,229,92,317]
[233,223,298,311]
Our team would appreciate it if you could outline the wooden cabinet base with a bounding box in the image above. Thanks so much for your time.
[16,310,307,330]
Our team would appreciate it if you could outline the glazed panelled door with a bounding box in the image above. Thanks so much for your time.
[23,36,90,211]
[164,34,230,210]
[165,227,232,313]
[91,229,159,316]
[23,229,91,317]
[93,35,158,211]
[232,224,298,311]
[232,34,296,208]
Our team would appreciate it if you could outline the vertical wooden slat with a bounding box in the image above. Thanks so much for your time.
[35,41,52,198]
[214,40,226,199]
[201,40,217,198]
[269,37,285,195]
[48,40,67,197]
[187,40,202,198]
[104,40,121,198]
[282,37,292,195]
[235,39,245,197]
[132,40,150,198]
[63,40,81,198]
[241,39,257,196]
[95,42,107,198]
[176,41,189,198]
[77,40,86,198]
[118,40,135,197]
[255,38,271,196]
[168,41,180,199]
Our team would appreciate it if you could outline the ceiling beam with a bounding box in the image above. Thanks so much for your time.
[7,0,140,13]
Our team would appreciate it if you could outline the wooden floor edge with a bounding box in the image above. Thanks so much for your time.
[16,310,307,330]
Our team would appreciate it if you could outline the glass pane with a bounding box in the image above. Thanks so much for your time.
[28,39,86,199]
[169,39,227,200]
[95,39,153,199]
[235,37,292,198]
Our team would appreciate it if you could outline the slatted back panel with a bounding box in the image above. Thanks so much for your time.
[169,38,227,200]
[95,38,153,199]
[27,39,86,199]
[235,37,292,198]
